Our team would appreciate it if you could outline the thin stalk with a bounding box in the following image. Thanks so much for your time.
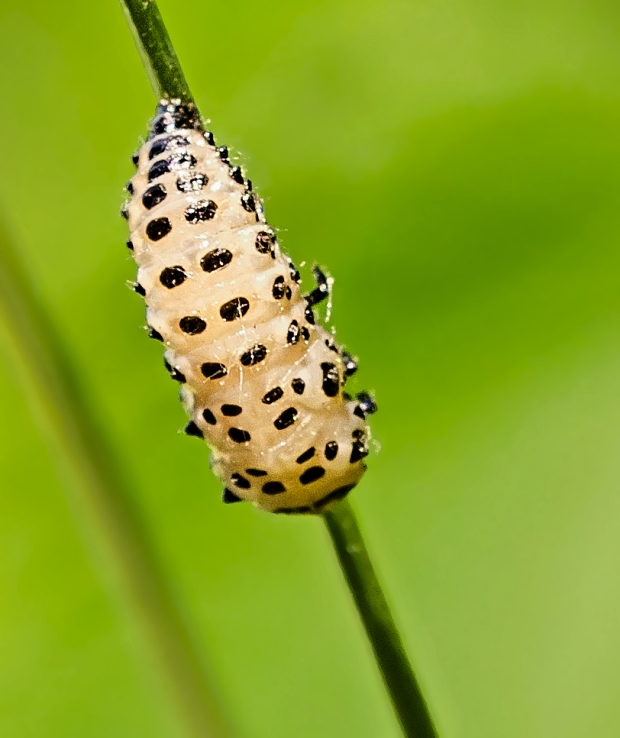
[0,218,232,738]
[121,0,194,103]
[324,500,438,738]
[119,0,438,735]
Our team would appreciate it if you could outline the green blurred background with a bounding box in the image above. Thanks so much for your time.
[1,0,620,735]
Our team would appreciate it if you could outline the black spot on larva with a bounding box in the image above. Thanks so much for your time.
[126,240,134,251]
[287,320,300,345]
[262,481,286,495]
[120,205,128,220]
[169,151,197,169]
[179,316,206,335]
[231,473,251,489]
[274,407,298,430]
[354,391,378,418]
[300,466,326,485]
[285,286,292,300]
[131,152,139,166]
[184,420,204,439]
[315,484,356,508]
[325,339,339,353]
[291,378,305,395]
[149,135,189,159]
[272,276,286,300]
[125,181,134,194]
[241,193,256,212]
[228,427,251,444]
[342,351,358,377]
[148,159,170,181]
[274,506,312,515]
[220,297,250,321]
[325,441,338,461]
[230,166,244,184]
[201,248,232,273]
[296,447,315,464]
[159,265,186,288]
[255,231,276,256]
[245,179,253,191]
[185,200,218,223]
[262,386,283,404]
[221,404,242,417]
[148,327,163,342]
[352,429,365,439]
[202,408,216,425]
[201,362,227,380]
[240,344,267,366]
[245,468,268,477]
[321,362,340,397]
[177,172,208,192]
[204,131,215,146]
[149,101,201,137]
[287,260,300,282]
[147,217,172,241]
[164,358,186,383]
[350,440,369,463]
[223,488,243,504]
[133,282,146,296]
[305,305,315,324]
[301,326,310,341]
[218,145,229,163]
[142,183,167,210]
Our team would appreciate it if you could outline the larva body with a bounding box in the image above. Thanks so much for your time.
[124,101,375,513]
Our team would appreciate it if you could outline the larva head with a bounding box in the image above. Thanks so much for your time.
[125,100,376,514]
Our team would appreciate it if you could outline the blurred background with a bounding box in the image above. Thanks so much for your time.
[1,0,620,735]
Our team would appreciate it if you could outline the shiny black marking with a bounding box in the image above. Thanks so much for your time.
[354,391,378,419]
[240,344,267,366]
[169,151,197,169]
[221,404,242,417]
[287,320,300,345]
[321,362,340,397]
[131,152,139,166]
[342,351,358,377]
[350,440,369,463]
[241,193,256,212]
[142,183,167,210]
[272,276,286,300]
[262,386,283,404]
[274,407,298,430]
[325,441,338,461]
[299,466,326,485]
[262,481,286,495]
[126,240,134,251]
[120,205,128,220]
[305,305,315,324]
[220,297,249,321]
[185,421,203,439]
[291,378,305,395]
[204,131,215,146]
[296,447,315,464]
[255,231,276,257]
[125,181,134,194]
[202,408,217,425]
[149,135,189,159]
[147,217,172,241]
[164,358,186,383]
[352,429,365,439]
[201,248,232,273]
[223,488,242,504]
[231,166,244,184]
[325,339,339,353]
[201,362,227,380]
[305,266,329,306]
[148,327,163,342]
[149,100,201,137]
[185,200,217,223]
[245,179,253,191]
[228,428,251,443]
[246,468,268,477]
[148,159,170,181]
[133,282,146,296]
[218,145,229,163]
[301,326,310,341]
[177,172,208,192]
[159,265,186,288]
[315,484,356,508]
[179,316,206,335]
[231,473,251,489]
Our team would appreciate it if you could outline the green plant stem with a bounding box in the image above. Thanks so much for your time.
[0,219,232,738]
[121,0,194,103]
[324,500,438,738]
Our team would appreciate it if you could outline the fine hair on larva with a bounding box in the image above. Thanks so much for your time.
[122,99,377,514]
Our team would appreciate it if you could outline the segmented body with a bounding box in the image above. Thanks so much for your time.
[123,100,375,513]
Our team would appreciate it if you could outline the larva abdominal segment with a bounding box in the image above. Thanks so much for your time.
[124,100,376,514]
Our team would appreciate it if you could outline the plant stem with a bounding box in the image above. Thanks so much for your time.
[119,0,438,734]
[121,0,194,103]
[0,219,232,738]
[323,500,438,738]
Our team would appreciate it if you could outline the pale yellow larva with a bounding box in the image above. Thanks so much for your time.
[123,100,376,514]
